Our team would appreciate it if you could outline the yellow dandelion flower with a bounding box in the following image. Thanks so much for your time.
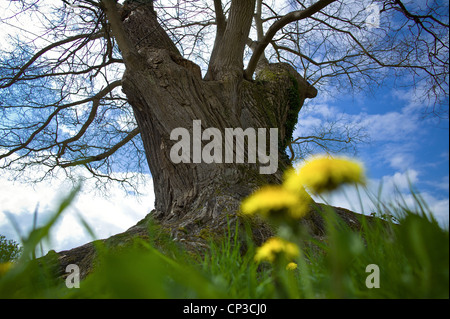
[254,237,300,263]
[286,262,298,271]
[296,155,365,193]
[241,186,299,214]
[241,185,310,219]
[283,168,304,194]
[283,168,313,198]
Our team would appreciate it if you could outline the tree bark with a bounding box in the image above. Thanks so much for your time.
[205,0,256,80]
[106,1,317,246]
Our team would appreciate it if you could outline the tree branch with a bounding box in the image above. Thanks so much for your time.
[206,0,256,80]
[214,0,226,36]
[245,0,336,80]
[60,128,139,168]
[0,32,103,89]
[0,80,122,161]
[101,0,139,66]
[255,0,264,42]
[393,0,449,28]
[56,80,122,158]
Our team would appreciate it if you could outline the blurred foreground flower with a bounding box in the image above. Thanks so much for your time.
[293,155,365,193]
[254,237,300,263]
[241,184,311,220]
[286,262,298,271]
[241,185,311,219]
[0,262,13,277]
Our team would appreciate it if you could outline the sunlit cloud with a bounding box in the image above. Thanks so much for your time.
[0,166,154,254]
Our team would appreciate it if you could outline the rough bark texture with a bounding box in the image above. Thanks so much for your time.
[116,2,317,246]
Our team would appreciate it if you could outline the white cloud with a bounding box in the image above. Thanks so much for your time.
[426,196,449,228]
[0,169,155,254]
[59,124,79,136]
[299,90,434,177]
[300,90,423,145]
[296,114,322,134]
[358,110,420,142]
[391,82,446,116]
[382,169,419,191]
[387,152,415,171]
[316,170,448,228]
[308,103,339,119]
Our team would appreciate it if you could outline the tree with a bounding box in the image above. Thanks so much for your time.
[0,235,22,263]
[0,0,448,243]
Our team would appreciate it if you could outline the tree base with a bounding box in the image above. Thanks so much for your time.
[49,201,380,281]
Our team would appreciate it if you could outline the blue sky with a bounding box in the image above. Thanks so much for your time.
[296,79,449,226]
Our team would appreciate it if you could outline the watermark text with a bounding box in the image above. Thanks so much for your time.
[170,120,278,174]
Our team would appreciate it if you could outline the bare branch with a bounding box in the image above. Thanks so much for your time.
[392,0,449,28]
[0,80,122,161]
[60,128,139,168]
[286,112,370,163]
[0,32,104,89]
[255,0,264,42]
[245,0,336,79]
[206,0,256,80]
[56,80,122,158]
[214,0,226,36]
[101,0,139,66]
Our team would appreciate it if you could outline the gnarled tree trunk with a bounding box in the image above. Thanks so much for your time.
[103,0,317,247]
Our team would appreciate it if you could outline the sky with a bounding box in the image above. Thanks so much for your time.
[297,82,449,226]
[0,0,448,255]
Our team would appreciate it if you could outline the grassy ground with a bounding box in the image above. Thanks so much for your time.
[0,184,448,299]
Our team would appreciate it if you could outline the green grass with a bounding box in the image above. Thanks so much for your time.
[0,185,448,299]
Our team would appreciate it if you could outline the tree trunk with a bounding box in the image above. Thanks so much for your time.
[108,1,317,247]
